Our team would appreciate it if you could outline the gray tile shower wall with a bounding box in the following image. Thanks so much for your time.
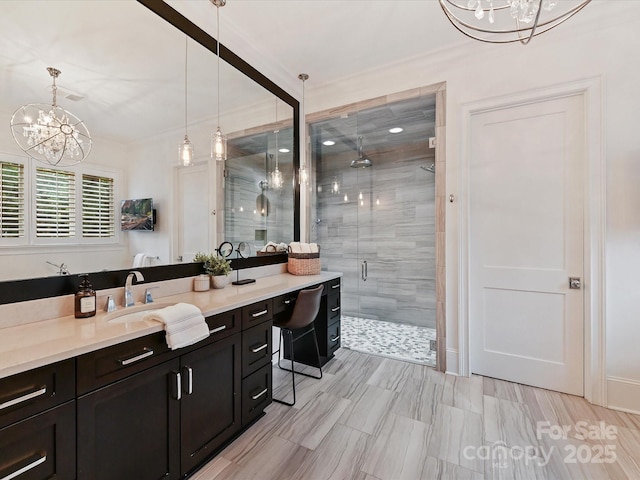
[312,142,436,329]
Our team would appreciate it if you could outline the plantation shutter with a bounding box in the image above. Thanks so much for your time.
[35,167,76,237]
[0,161,25,238]
[82,174,115,237]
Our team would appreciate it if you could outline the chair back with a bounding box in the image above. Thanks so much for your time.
[285,285,324,330]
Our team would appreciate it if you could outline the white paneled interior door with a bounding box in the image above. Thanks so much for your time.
[176,164,209,263]
[469,94,584,396]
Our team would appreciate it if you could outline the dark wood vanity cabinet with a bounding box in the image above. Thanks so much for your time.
[180,334,241,475]
[0,359,76,480]
[279,277,341,367]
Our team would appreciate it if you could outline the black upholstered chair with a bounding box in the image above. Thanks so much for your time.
[272,284,324,406]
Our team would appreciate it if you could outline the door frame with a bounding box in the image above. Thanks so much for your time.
[458,77,606,405]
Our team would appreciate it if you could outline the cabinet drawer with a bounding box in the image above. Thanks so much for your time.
[0,400,75,480]
[242,321,272,377]
[241,363,272,426]
[205,308,241,341]
[0,358,75,429]
[325,277,341,295]
[327,291,341,325]
[327,321,341,355]
[77,332,171,394]
[272,292,298,315]
[241,299,272,329]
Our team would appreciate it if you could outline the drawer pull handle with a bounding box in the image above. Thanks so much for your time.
[251,388,268,400]
[331,284,340,289]
[331,306,340,313]
[185,366,193,395]
[251,309,268,318]
[0,386,47,411]
[251,343,268,353]
[209,325,227,334]
[330,335,340,342]
[1,454,47,480]
[118,348,154,366]
[283,299,292,304]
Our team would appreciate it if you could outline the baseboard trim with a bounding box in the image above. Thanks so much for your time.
[445,348,459,376]
[607,376,640,414]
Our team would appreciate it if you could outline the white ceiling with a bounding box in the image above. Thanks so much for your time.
[0,0,618,145]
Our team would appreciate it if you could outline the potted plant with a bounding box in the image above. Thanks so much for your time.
[194,252,232,289]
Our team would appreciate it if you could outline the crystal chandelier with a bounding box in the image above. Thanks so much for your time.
[211,0,227,162]
[298,73,309,186]
[179,37,194,166]
[438,0,592,44]
[10,67,92,166]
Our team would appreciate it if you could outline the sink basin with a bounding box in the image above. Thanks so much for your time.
[105,303,174,324]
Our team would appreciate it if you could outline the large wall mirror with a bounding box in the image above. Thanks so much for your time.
[0,0,298,283]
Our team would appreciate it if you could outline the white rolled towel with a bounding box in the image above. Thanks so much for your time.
[143,303,209,350]
[309,243,319,253]
[300,243,311,253]
[289,242,301,253]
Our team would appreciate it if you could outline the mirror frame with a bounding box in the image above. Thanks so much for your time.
[0,0,300,305]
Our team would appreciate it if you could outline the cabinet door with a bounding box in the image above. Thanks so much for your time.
[77,359,181,480]
[0,400,75,480]
[180,334,241,475]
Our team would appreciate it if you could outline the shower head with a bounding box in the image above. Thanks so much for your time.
[350,136,372,168]
[421,163,435,173]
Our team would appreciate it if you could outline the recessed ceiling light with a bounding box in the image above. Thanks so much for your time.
[279,148,290,153]
[389,127,403,134]
[323,140,336,146]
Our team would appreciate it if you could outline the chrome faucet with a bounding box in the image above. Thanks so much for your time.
[124,271,144,307]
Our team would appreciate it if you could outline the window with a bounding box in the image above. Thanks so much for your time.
[0,161,24,238]
[82,174,115,238]
[35,167,76,238]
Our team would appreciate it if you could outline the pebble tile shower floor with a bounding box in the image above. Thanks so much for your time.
[341,315,436,366]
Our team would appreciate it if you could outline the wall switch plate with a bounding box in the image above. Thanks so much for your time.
[429,137,436,149]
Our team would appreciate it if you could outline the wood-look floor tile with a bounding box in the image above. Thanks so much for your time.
[483,376,526,404]
[423,456,484,480]
[441,373,484,414]
[426,403,484,473]
[188,455,238,480]
[338,383,397,435]
[274,391,351,450]
[481,443,548,480]
[483,395,540,452]
[366,357,425,393]
[272,365,335,410]
[392,373,442,425]
[362,413,431,480]
[290,423,372,480]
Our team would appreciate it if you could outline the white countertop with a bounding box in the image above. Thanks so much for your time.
[0,272,341,380]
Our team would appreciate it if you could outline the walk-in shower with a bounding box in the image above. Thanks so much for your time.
[309,94,438,366]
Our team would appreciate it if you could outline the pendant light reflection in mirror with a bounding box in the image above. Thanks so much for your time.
[179,36,194,166]
[211,0,227,162]
[298,73,309,186]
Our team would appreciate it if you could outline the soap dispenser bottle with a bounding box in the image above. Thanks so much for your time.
[75,274,97,318]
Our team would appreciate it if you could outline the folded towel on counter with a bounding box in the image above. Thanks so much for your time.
[143,303,209,350]
[289,242,301,253]
[260,241,289,253]
[300,243,311,253]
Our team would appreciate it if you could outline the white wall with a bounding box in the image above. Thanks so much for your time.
[169,2,640,411]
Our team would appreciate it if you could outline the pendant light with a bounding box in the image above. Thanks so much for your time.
[270,99,284,191]
[211,0,227,162]
[10,67,92,166]
[298,73,309,185]
[179,37,194,166]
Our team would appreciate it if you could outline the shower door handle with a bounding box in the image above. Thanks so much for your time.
[361,260,368,282]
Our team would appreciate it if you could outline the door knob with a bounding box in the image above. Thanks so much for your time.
[569,277,581,289]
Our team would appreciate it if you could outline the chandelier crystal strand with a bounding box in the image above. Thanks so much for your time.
[298,73,309,186]
[439,0,592,44]
[180,36,194,166]
[212,0,227,161]
[10,67,92,166]
[270,98,284,191]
